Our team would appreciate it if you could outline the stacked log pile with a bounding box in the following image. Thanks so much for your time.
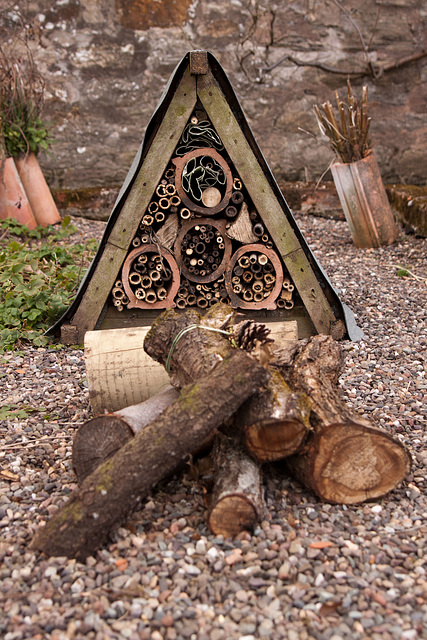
[31,304,410,560]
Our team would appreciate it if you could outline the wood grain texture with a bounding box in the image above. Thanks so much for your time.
[196,69,339,336]
[84,327,170,414]
[70,66,197,340]
[274,335,411,503]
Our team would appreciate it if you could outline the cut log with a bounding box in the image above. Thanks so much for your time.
[207,432,265,537]
[31,309,269,559]
[239,368,312,462]
[273,335,411,504]
[72,385,179,484]
[144,306,238,388]
[84,326,171,414]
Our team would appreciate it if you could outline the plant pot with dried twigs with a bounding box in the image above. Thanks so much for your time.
[0,41,60,227]
[314,81,398,249]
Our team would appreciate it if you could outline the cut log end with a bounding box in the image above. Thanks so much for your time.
[72,416,134,484]
[208,494,259,538]
[289,422,411,504]
[244,418,309,462]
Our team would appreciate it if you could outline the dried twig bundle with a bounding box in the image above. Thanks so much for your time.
[314,80,371,164]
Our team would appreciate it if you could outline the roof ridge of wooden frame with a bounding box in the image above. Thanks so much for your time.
[49,51,363,344]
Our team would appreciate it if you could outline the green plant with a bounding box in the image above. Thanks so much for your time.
[314,80,371,164]
[0,217,99,351]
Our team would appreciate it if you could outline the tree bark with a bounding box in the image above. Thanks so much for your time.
[239,368,312,462]
[273,335,411,504]
[72,386,180,484]
[31,309,269,560]
[143,305,237,388]
[207,431,265,537]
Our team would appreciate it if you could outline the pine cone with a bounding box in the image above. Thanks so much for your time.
[232,320,273,352]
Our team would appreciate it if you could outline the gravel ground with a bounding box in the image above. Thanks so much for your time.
[0,213,426,640]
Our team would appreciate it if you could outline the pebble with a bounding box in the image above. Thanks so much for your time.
[0,215,425,640]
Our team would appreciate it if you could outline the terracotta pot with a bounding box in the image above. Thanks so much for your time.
[331,152,398,249]
[14,152,61,227]
[0,157,38,229]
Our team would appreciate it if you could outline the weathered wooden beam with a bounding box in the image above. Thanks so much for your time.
[70,67,197,341]
[197,69,341,337]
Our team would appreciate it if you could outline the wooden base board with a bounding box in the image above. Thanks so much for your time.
[84,320,298,414]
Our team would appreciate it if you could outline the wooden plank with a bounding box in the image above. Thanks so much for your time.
[264,320,298,346]
[84,320,297,414]
[84,327,170,414]
[109,67,197,249]
[71,242,127,343]
[70,67,197,340]
[197,70,339,336]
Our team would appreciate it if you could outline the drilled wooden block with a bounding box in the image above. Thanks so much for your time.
[190,50,208,75]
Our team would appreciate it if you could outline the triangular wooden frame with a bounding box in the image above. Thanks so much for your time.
[52,51,362,345]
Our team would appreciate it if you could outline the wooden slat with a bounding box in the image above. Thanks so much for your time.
[109,67,197,248]
[197,70,338,336]
[72,242,127,342]
[69,67,197,340]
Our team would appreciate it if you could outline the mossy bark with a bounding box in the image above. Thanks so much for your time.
[31,307,269,560]
[273,335,411,504]
[207,431,265,538]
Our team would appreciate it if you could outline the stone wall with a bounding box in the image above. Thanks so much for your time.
[2,0,426,189]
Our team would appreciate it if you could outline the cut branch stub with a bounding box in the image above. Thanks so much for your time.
[207,432,265,537]
[73,386,180,484]
[291,421,411,504]
[240,368,311,462]
[274,335,411,504]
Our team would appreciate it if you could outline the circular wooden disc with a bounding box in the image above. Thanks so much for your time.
[245,418,308,462]
[314,422,411,504]
[208,495,258,537]
[201,187,222,208]
[72,416,134,484]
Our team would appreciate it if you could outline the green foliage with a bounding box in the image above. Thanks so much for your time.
[0,217,98,351]
[0,403,59,420]
[0,40,53,157]
[396,267,410,277]
[2,111,53,157]
[0,404,36,420]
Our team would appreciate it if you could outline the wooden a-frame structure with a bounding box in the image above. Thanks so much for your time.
[51,51,362,345]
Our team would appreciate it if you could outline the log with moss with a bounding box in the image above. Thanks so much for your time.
[72,305,238,484]
[31,307,269,559]
[273,335,411,504]
[238,368,312,462]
